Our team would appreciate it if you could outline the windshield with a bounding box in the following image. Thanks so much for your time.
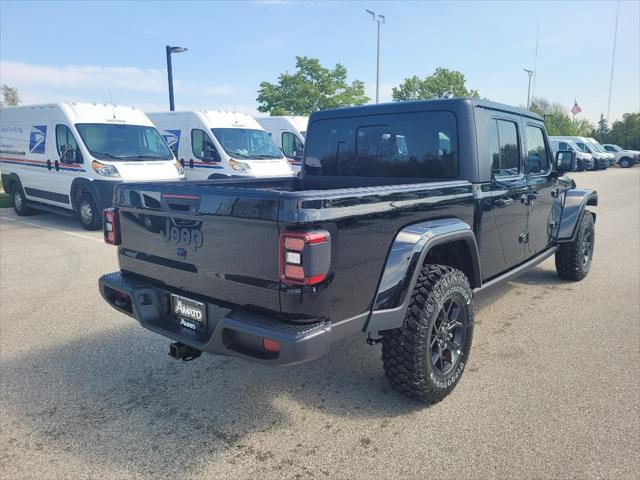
[75,124,173,161]
[587,140,606,152]
[211,128,283,160]
[609,145,623,152]
[576,142,592,153]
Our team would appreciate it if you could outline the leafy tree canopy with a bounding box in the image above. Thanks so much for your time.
[1,84,21,107]
[593,113,640,150]
[392,68,479,101]
[256,56,369,116]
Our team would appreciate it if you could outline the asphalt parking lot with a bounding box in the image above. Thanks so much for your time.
[1,168,638,479]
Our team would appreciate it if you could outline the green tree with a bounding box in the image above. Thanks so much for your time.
[256,56,369,115]
[529,98,578,136]
[0,84,21,107]
[601,113,640,150]
[391,68,479,101]
[596,114,609,139]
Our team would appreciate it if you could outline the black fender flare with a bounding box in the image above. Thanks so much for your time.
[70,178,101,212]
[557,189,598,242]
[1,172,23,194]
[364,218,481,333]
[207,173,231,180]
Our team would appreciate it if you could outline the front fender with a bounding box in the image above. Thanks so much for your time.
[365,218,480,333]
[557,189,597,242]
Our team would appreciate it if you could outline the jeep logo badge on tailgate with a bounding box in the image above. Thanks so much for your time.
[162,219,204,253]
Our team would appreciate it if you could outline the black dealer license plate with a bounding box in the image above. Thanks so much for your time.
[171,294,206,330]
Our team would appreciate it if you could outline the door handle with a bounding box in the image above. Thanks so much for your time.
[495,198,514,208]
[520,193,530,205]
[551,187,560,198]
[189,159,194,169]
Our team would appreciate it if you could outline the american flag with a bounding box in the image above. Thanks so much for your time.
[571,100,582,115]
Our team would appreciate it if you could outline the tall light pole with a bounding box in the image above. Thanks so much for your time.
[524,69,533,108]
[166,45,188,111]
[366,9,385,104]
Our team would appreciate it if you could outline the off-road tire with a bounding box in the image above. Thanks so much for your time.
[555,211,595,281]
[381,265,474,404]
[11,183,32,216]
[77,192,102,230]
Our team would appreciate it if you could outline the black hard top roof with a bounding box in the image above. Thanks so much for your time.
[310,98,543,122]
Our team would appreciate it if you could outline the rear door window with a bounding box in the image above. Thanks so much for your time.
[489,119,520,177]
[304,111,458,178]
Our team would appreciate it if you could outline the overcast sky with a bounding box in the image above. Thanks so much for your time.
[1,0,638,124]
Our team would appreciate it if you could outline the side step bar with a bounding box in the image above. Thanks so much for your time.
[475,245,558,294]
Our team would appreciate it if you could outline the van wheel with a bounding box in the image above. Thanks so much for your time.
[12,183,32,216]
[619,157,632,168]
[555,212,595,281]
[381,265,474,404]
[78,193,101,230]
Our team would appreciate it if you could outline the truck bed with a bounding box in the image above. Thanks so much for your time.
[113,176,475,323]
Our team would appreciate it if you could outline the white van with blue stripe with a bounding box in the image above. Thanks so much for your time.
[0,103,184,229]
[147,111,294,180]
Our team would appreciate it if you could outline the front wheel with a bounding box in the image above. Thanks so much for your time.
[77,193,102,230]
[555,212,595,281]
[381,265,474,404]
[619,157,632,168]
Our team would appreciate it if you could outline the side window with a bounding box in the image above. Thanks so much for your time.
[191,129,216,161]
[489,119,520,177]
[559,142,569,150]
[55,124,82,163]
[282,132,303,158]
[525,125,550,174]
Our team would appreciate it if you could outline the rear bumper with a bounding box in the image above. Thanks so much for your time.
[99,271,366,366]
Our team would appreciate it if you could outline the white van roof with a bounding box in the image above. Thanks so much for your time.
[256,115,309,132]
[0,102,155,126]
[148,110,264,130]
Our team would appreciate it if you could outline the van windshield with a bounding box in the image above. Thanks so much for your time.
[75,124,173,161]
[211,128,283,160]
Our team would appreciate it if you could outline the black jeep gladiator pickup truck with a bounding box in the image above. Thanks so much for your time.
[99,99,597,403]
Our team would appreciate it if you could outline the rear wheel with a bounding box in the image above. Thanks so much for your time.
[555,212,595,281]
[11,183,32,216]
[77,193,101,230]
[381,265,474,404]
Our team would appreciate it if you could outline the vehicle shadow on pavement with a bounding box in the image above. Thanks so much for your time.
[1,324,420,476]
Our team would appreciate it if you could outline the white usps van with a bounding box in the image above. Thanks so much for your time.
[0,103,183,229]
[256,116,308,172]
[148,111,293,180]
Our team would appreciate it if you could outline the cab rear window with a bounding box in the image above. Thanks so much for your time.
[304,111,458,178]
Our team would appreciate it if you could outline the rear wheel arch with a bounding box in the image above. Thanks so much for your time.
[366,219,481,333]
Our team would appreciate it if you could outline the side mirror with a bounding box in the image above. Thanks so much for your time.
[293,148,304,161]
[555,150,575,173]
[61,147,77,164]
[203,147,220,163]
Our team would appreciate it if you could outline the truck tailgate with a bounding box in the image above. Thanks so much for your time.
[114,183,282,312]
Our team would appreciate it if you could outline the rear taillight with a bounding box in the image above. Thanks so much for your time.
[279,230,331,286]
[103,208,121,245]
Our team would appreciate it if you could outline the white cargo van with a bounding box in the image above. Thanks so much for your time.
[148,111,293,180]
[256,116,308,173]
[0,103,183,229]
[548,137,595,171]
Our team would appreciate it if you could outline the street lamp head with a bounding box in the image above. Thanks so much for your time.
[378,14,386,23]
[523,68,533,76]
[366,9,375,16]
[169,46,188,54]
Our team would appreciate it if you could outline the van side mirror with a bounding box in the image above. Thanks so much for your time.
[203,147,220,163]
[555,150,575,174]
[294,148,304,161]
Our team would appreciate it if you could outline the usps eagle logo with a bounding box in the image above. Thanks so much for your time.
[162,130,181,151]
[29,125,47,154]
